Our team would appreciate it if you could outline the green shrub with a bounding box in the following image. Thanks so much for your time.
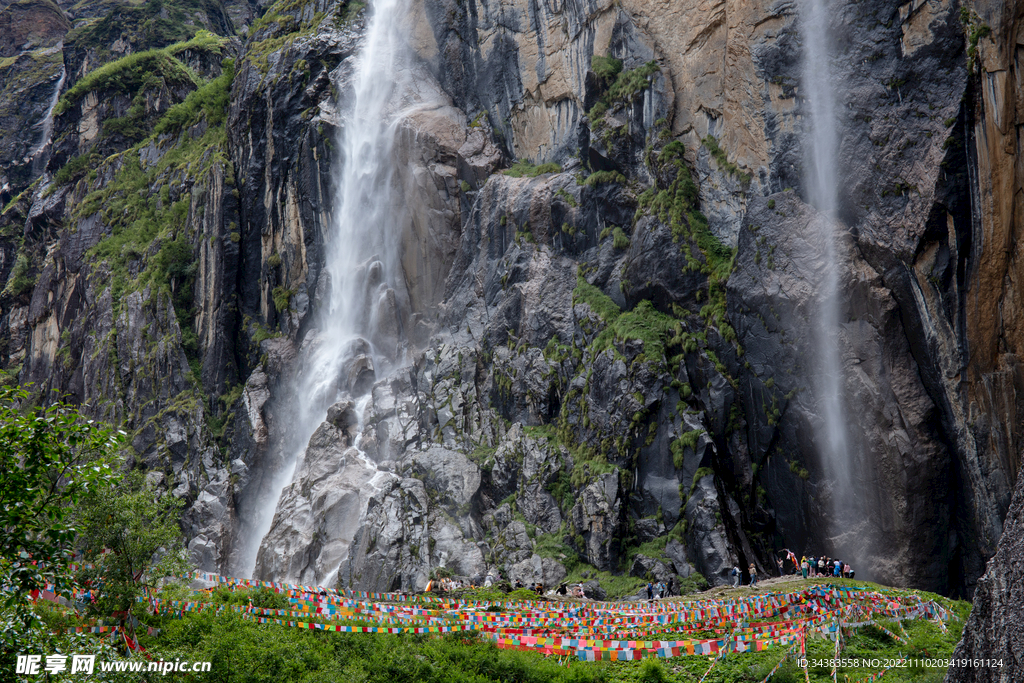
[788,459,811,480]
[342,0,366,23]
[2,253,35,298]
[585,170,626,186]
[52,150,100,186]
[154,60,235,135]
[612,226,630,250]
[607,61,660,102]
[670,429,704,468]
[272,286,293,312]
[56,50,198,116]
[572,273,621,323]
[691,466,715,495]
[587,100,608,122]
[638,657,668,682]
[532,532,578,568]
[587,60,658,124]
[593,299,679,364]
[151,235,193,280]
[677,572,710,595]
[165,29,228,57]
[701,135,752,183]
[661,140,685,159]
[591,55,623,83]
[554,187,577,207]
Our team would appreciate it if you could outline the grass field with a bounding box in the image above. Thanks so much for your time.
[22,575,970,683]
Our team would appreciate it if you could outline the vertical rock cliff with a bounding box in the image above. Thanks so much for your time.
[0,0,1021,603]
[944,471,1023,683]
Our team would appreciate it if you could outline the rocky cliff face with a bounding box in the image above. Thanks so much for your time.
[945,467,1024,683]
[0,0,1021,601]
[0,0,68,195]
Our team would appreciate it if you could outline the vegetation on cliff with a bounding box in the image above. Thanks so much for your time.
[64,0,231,65]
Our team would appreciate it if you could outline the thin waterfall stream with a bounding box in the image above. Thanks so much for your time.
[800,0,858,559]
[30,61,66,172]
[238,0,414,581]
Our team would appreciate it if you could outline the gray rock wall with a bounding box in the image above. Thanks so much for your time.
[945,468,1024,683]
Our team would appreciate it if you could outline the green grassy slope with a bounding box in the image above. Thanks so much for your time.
[21,576,970,683]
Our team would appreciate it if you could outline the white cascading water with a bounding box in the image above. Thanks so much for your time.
[800,0,856,545]
[30,62,66,171]
[239,0,412,579]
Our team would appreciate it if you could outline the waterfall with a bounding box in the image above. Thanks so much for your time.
[29,62,66,172]
[800,0,857,553]
[238,0,413,579]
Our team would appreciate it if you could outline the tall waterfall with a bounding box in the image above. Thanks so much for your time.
[239,0,412,579]
[800,0,856,553]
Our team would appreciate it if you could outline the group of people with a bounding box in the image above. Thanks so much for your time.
[797,555,855,579]
[555,583,587,598]
[777,550,855,580]
[424,576,469,592]
[425,573,577,597]
[512,579,546,593]
[731,551,855,588]
[731,564,761,587]
[644,578,678,600]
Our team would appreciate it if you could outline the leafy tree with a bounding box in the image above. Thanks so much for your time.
[0,386,122,611]
[74,470,189,617]
[0,386,122,675]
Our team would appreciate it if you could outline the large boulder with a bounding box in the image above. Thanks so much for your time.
[509,554,567,590]
[629,554,676,584]
[581,579,606,601]
[253,419,388,586]
[336,444,487,592]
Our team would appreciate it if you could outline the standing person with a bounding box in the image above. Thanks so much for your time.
[777,556,784,575]
[834,559,841,577]
[647,582,654,600]
[732,565,740,588]
[801,557,809,579]
[749,563,758,587]
[818,557,826,576]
